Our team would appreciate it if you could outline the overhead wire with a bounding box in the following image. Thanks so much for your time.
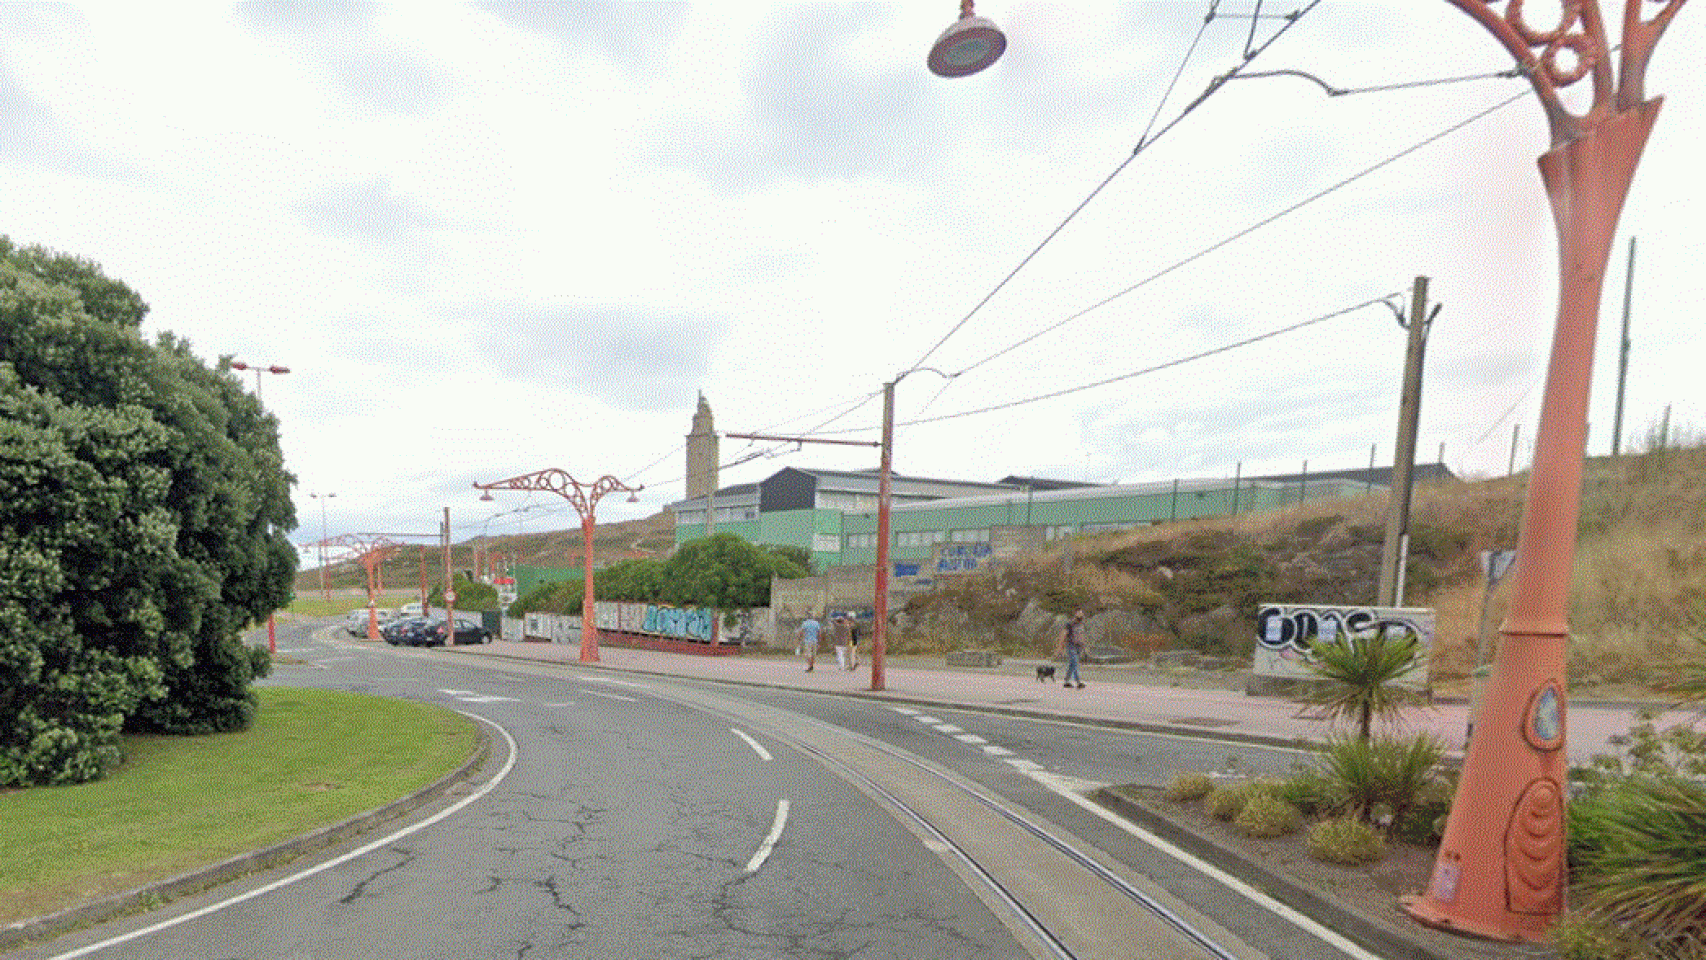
[944,83,1532,379]
[809,293,1400,437]
[903,1,1319,380]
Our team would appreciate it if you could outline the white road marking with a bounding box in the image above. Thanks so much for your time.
[541,701,575,707]
[744,799,790,874]
[437,688,519,704]
[981,744,1014,756]
[954,734,988,745]
[1031,773,1387,960]
[933,724,964,734]
[46,711,519,960]
[584,677,652,689]
[890,707,920,715]
[1003,758,1045,772]
[583,689,636,702]
[914,715,943,725]
[732,728,772,761]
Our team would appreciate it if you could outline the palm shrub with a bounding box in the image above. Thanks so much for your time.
[1164,772,1213,802]
[1316,732,1445,835]
[1572,777,1706,955]
[1303,627,1427,741]
[1274,769,1347,818]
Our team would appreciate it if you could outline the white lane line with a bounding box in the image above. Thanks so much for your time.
[584,677,652,689]
[933,724,964,734]
[890,706,920,715]
[914,715,943,725]
[953,734,988,745]
[981,744,1014,756]
[1030,775,1387,960]
[1004,758,1045,772]
[583,689,636,702]
[47,711,519,960]
[732,728,772,762]
[744,799,790,874]
[542,702,575,708]
[438,689,519,704]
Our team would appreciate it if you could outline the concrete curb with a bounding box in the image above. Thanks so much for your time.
[1,719,493,953]
[1092,785,1455,960]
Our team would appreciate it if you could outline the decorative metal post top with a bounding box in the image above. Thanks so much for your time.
[1444,0,1686,145]
[474,469,643,518]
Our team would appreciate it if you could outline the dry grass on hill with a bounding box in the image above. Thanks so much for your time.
[908,443,1706,692]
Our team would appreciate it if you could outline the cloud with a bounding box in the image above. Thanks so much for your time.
[473,304,728,413]
[296,177,446,243]
[234,1,448,116]
[475,1,689,67]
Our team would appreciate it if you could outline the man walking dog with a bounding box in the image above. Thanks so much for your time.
[1057,609,1087,689]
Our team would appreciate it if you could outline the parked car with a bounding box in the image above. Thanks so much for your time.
[345,608,395,636]
[425,615,491,646]
[398,602,424,617]
[380,616,431,646]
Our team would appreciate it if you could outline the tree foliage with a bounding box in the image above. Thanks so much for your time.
[510,533,809,615]
[0,238,295,785]
[427,574,499,612]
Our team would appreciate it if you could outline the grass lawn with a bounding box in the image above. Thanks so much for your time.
[285,594,417,618]
[0,687,478,926]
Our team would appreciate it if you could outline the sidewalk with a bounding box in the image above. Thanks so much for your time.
[446,640,1684,765]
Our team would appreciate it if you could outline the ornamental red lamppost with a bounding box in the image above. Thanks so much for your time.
[934,0,1687,942]
[474,469,642,662]
[229,360,290,402]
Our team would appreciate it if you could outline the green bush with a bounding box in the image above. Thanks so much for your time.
[1573,777,1706,955]
[1205,783,1250,822]
[1164,773,1214,802]
[1550,913,1645,960]
[1393,776,1454,846]
[1306,817,1385,865]
[1275,770,1348,818]
[1316,733,1444,833]
[1234,793,1303,839]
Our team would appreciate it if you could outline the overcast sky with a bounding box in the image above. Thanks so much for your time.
[4,2,1702,558]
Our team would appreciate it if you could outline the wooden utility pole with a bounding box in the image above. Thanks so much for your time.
[1378,277,1438,608]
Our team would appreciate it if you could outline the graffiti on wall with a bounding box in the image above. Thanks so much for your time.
[935,542,991,574]
[1253,603,1435,686]
[594,600,718,643]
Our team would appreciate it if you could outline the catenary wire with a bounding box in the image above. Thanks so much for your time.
[903,1,1318,378]
[944,84,1531,378]
[810,293,1399,437]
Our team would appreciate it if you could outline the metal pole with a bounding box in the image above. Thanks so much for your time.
[581,509,599,661]
[1509,422,1522,476]
[1230,461,1241,515]
[1611,236,1636,457]
[444,507,455,639]
[871,380,895,692]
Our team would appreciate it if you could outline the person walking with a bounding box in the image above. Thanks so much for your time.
[798,613,823,672]
[1058,609,1086,689]
[846,614,859,670]
[832,613,853,670]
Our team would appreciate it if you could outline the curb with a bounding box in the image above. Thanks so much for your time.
[442,646,1327,755]
[1092,785,1455,960]
[1,718,493,953]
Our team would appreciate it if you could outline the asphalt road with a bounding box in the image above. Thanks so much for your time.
[15,620,1386,960]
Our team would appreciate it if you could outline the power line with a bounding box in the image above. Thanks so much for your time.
[904,1,1319,377]
[812,293,1400,436]
[947,85,1531,378]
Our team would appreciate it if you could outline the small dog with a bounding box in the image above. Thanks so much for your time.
[1035,664,1056,683]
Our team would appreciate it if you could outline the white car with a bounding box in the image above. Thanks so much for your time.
[345,608,394,635]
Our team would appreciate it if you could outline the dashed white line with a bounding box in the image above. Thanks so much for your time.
[953,733,988,745]
[583,689,636,702]
[981,744,1014,756]
[745,799,790,874]
[933,724,964,734]
[584,677,652,689]
[733,728,772,761]
[914,716,943,725]
[890,707,920,715]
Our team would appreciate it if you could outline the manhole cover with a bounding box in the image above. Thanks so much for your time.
[1170,716,1238,727]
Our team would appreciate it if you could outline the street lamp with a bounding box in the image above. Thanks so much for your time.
[934,0,1688,941]
[928,0,1006,77]
[229,360,290,402]
[474,469,642,662]
[310,492,336,600]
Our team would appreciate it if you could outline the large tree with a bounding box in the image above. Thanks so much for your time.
[0,238,295,786]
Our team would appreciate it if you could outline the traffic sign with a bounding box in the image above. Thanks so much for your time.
[445,590,458,604]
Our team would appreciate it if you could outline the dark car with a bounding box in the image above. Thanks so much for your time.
[380,616,432,646]
[426,615,491,646]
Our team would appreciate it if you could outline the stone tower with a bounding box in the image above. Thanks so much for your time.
[685,392,718,502]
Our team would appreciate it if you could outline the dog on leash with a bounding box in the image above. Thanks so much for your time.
[1035,664,1056,683]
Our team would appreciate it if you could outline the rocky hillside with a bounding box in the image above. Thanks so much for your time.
[895,444,1706,690]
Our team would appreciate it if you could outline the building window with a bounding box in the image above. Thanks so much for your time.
[949,528,990,543]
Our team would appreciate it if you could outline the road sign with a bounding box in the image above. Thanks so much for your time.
[445,590,458,604]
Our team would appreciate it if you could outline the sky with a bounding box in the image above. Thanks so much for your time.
[3,1,1702,560]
